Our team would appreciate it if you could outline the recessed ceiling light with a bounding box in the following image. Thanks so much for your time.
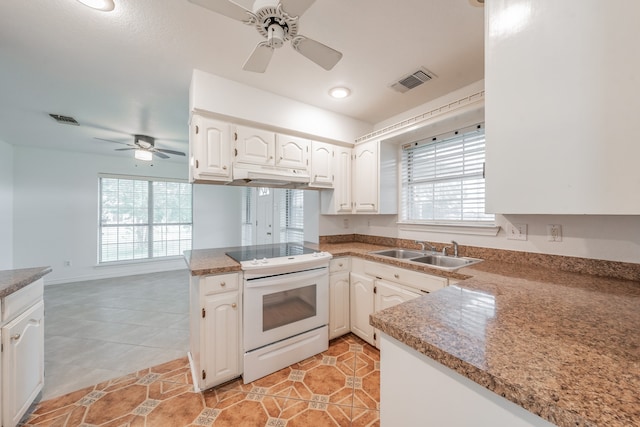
[329,87,351,99]
[76,0,115,11]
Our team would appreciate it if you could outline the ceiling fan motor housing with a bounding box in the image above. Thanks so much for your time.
[134,134,154,149]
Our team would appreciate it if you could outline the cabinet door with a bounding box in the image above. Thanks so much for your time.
[329,272,350,339]
[2,301,44,427]
[353,140,379,213]
[335,146,352,213]
[375,280,421,311]
[310,141,334,187]
[201,292,240,389]
[191,115,232,182]
[276,134,310,170]
[349,272,375,346]
[234,125,275,166]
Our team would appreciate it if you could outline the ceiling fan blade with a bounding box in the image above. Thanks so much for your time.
[114,148,136,151]
[188,0,253,22]
[152,151,170,159]
[94,137,131,146]
[153,148,186,156]
[291,36,342,70]
[242,42,274,73]
[280,0,316,18]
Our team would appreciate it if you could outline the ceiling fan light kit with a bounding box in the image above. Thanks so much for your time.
[134,149,153,162]
[95,134,186,160]
[189,0,342,72]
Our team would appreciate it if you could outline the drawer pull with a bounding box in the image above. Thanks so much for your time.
[11,334,21,341]
[394,274,399,279]
[231,303,237,309]
[338,263,343,267]
[220,282,226,287]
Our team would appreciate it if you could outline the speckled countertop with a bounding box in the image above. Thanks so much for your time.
[371,261,640,427]
[184,242,640,426]
[0,266,52,299]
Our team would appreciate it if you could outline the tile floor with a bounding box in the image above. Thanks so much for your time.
[23,334,380,426]
[43,269,190,399]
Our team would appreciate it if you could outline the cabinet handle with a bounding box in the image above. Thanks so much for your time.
[339,263,343,267]
[195,160,199,168]
[394,274,399,279]
[11,333,21,341]
[231,303,237,309]
[220,281,226,287]
[222,165,227,170]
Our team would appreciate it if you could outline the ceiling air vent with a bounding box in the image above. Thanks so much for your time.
[390,68,435,93]
[49,114,79,126]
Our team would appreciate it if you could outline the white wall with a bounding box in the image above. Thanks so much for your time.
[192,184,242,249]
[12,146,237,284]
[0,139,14,270]
[320,81,640,264]
[190,70,372,144]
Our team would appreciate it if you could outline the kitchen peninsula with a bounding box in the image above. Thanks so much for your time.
[185,240,640,427]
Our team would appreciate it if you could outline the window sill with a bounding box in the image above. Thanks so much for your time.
[397,222,501,236]
[95,255,186,268]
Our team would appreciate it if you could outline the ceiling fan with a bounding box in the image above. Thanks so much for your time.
[95,135,186,160]
[189,0,343,72]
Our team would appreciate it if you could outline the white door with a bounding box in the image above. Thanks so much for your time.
[276,134,310,170]
[329,271,350,339]
[191,115,232,181]
[335,146,352,212]
[2,301,44,427]
[349,272,375,346]
[353,140,379,213]
[234,125,274,166]
[256,188,274,245]
[202,292,239,389]
[310,141,334,187]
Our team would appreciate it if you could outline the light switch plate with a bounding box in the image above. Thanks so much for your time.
[507,223,527,241]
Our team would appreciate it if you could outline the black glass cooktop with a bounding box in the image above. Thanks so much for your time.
[225,243,315,262]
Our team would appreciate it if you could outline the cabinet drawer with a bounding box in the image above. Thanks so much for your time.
[201,273,239,296]
[2,278,44,323]
[364,261,447,293]
[330,257,350,273]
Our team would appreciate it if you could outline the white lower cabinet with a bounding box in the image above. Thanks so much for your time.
[349,272,375,346]
[329,258,350,339]
[189,272,241,391]
[1,279,45,427]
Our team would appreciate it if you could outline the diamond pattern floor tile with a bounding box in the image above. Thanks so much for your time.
[21,334,380,427]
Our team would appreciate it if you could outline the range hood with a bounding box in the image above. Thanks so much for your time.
[228,163,311,189]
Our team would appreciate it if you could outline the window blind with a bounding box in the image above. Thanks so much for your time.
[400,124,493,224]
[282,189,304,242]
[99,176,192,263]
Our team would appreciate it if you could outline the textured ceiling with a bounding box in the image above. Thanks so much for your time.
[0,0,484,161]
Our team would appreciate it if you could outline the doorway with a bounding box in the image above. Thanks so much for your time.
[242,187,304,246]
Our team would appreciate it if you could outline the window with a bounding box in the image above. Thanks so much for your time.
[280,189,304,242]
[99,176,192,263]
[400,123,494,224]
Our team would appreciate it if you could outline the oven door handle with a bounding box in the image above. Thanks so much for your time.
[244,268,327,288]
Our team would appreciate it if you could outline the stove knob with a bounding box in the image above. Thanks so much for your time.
[312,252,318,257]
[252,258,258,265]
[262,257,268,264]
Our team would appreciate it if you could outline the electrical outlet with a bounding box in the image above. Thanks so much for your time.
[64,260,72,267]
[547,224,562,242]
[507,223,527,241]
[343,218,349,229]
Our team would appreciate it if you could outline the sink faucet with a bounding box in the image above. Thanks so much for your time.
[415,240,436,253]
[452,240,459,257]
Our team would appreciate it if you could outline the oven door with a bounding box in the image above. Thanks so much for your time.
[243,266,329,352]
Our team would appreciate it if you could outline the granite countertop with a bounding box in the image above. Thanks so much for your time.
[370,260,640,427]
[0,266,52,299]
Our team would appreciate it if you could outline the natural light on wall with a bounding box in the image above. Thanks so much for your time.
[489,2,532,38]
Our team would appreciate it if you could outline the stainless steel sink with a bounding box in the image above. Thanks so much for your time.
[369,248,483,271]
[409,255,482,270]
[370,249,426,259]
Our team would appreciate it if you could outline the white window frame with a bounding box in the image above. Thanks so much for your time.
[398,123,497,234]
[98,174,192,263]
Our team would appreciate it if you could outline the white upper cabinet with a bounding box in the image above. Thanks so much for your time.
[190,114,232,183]
[234,125,275,167]
[353,140,379,213]
[276,134,310,170]
[485,1,640,214]
[310,141,334,188]
[334,146,353,213]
